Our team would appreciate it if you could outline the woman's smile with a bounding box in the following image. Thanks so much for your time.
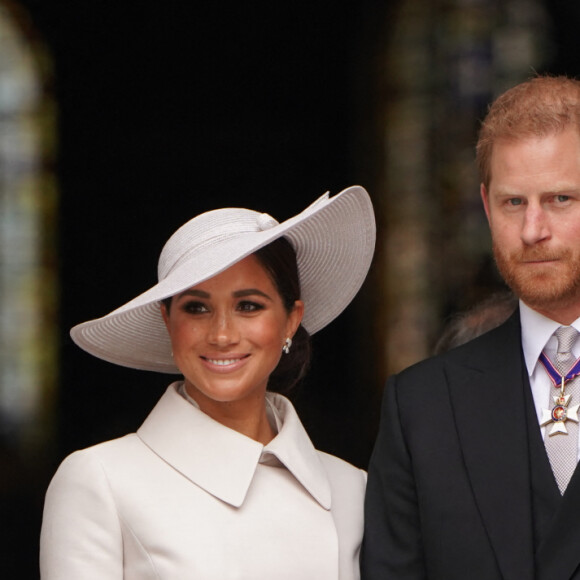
[201,354,250,370]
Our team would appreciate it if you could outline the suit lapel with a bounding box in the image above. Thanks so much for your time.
[445,313,534,580]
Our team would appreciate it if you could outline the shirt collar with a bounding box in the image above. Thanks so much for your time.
[137,382,331,510]
[519,300,580,376]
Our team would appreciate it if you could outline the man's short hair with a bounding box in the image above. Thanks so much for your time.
[476,75,580,189]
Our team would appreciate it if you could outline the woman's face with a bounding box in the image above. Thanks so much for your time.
[161,254,303,409]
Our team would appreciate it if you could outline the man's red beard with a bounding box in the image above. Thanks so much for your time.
[493,242,580,310]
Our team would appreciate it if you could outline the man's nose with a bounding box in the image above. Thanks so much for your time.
[521,204,550,245]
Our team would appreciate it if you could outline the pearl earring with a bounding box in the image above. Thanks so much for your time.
[282,337,292,354]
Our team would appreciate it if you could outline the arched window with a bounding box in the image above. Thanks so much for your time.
[0,0,57,457]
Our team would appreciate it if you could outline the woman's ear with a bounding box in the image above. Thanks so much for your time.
[287,300,304,338]
[160,302,170,329]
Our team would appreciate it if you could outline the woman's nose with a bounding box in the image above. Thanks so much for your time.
[207,312,240,346]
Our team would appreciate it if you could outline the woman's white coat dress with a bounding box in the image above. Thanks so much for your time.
[40,382,365,579]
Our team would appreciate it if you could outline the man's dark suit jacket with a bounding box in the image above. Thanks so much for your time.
[361,311,580,580]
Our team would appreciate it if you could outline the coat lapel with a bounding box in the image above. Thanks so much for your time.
[137,382,263,507]
[445,313,534,580]
[522,375,562,549]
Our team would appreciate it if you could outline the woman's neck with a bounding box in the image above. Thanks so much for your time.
[184,382,276,445]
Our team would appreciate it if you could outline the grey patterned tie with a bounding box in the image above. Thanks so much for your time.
[544,325,580,494]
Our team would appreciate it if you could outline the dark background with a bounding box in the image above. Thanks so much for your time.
[5,0,580,576]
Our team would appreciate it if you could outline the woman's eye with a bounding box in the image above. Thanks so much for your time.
[238,301,264,313]
[182,301,209,314]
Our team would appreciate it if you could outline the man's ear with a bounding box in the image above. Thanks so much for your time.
[480,183,491,224]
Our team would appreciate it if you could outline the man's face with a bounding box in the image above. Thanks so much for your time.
[481,127,580,324]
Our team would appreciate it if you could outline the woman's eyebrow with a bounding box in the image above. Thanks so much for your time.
[233,288,273,300]
[177,288,273,300]
[178,289,210,299]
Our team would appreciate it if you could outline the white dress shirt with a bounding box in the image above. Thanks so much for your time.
[520,300,580,457]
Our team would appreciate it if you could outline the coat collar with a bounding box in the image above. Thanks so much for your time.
[263,393,332,509]
[136,382,331,510]
[444,311,535,580]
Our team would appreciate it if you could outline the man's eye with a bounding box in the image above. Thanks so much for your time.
[556,194,570,203]
[508,198,523,206]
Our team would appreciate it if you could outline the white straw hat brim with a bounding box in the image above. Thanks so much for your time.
[70,185,376,372]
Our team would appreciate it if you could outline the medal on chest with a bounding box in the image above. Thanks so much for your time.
[539,352,580,436]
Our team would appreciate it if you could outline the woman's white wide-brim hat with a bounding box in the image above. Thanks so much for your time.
[71,185,376,373]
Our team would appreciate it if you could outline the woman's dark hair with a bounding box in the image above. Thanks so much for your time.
[161,236,311,393]
[253,236,311,394]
